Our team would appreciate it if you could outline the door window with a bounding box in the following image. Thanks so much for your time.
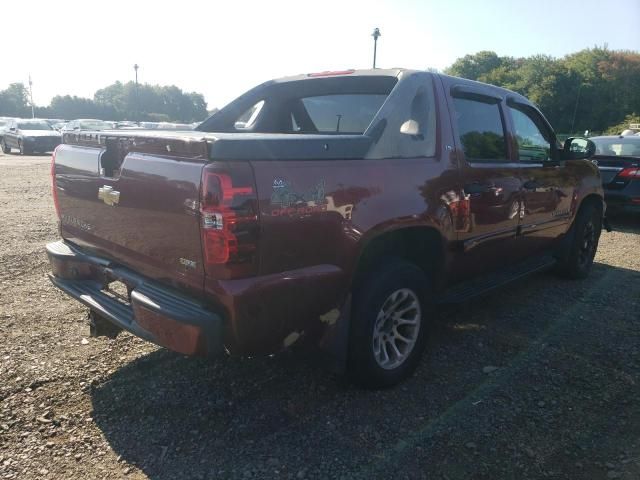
[509,106,553,162]
[452,97,507,162]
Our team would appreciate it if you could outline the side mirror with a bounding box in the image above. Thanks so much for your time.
[73,126,80,130]
[9,127,16,132]
[562,137,596,160]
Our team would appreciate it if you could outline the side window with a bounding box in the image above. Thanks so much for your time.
[234,100,265,130]
[509,106,553,162]
[452,97,507,162]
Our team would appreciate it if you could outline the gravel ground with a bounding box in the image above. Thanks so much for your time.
[1,153,639,480]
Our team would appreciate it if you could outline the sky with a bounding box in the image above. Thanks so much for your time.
[1,0,639,111]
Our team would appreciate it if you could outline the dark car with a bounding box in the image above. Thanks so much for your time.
[0,118,13,143]
[1,119,62,155]
[591,135,640,211]
[47,69,606,388]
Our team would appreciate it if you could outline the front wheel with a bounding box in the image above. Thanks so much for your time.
[1,139,10,154]
[348,260,431,388]
[555,202,602,279]
[18,141,30,156]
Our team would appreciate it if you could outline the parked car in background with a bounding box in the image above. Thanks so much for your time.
[1,119,62,154]
[47,69,606,387]
[0,117,13,144]
[45,118,66,128]
[591,135,640,211]
[116,121,142,130]
[62,119,114,132]
[156,122,194,130]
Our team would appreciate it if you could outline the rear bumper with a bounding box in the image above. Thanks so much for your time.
[46,240,224,356]
[604,181,640,210]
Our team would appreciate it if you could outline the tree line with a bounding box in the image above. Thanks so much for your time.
[444,47,640,134]
[0,81,209,123]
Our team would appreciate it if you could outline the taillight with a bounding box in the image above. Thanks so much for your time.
[618,167,640,178]
[200,165,258,276]
[51,146,61,219]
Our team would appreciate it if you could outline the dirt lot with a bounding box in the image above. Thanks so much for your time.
[1,154,639,480]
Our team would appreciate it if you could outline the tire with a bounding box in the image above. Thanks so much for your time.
[555,202,602,279]
[1,139,9,154]
[18,141,30,156]
[348,259,432,388]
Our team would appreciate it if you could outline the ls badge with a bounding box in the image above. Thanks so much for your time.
[98,185,120,206]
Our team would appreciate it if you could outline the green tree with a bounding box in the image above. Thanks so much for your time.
[0,83,30,117]
[445,47,640,134]
[445,51,504,81]
[604,113,640,135]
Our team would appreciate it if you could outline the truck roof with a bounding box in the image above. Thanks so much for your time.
[269,68,416,84]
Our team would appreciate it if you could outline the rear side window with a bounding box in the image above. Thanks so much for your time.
[300,94,387,134]
[453,97,507,162]
[234,100,265,130]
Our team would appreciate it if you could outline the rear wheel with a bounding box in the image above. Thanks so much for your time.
[1,139,9,154]
[556,202,602,279]
[348,259,431,388]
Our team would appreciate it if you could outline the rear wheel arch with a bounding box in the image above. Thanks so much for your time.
[350,226,447,293]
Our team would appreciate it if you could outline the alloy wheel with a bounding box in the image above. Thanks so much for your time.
[372,288,421,370]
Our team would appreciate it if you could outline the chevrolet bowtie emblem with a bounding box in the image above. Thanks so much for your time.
[98,185,120,206]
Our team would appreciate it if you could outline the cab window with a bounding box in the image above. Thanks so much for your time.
[452,96,508,162]
[508,106,554,162]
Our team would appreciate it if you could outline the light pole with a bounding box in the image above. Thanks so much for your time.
[372,28,381,69]
[133,64,139,123]
[28,74,35,119]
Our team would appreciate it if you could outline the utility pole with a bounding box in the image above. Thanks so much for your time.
[28,74,35,118]
[372,28,381,69]
[133,64,139,124]
[570,83,583,134]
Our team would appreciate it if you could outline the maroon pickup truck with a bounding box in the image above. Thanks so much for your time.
[47,69,607,387]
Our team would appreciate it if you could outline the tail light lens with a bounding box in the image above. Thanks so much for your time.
[200,164,258,277]
[618,167,640,178]
[51,146,61,219]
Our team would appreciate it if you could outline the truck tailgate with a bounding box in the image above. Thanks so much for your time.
[53,137,207,297]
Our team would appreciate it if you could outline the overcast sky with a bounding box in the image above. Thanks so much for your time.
[2,0,638,110]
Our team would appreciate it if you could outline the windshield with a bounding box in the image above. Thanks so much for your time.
[593,137,640,157]
[18,122,53,130]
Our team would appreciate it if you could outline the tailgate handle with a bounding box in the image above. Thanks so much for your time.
[98,185,120,206]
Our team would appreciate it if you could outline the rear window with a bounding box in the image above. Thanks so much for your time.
[197,75,397,135]
[593,138,640,157]
[300,94,387,134]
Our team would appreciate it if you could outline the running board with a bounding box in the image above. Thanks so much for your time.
[438,255,557,304]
